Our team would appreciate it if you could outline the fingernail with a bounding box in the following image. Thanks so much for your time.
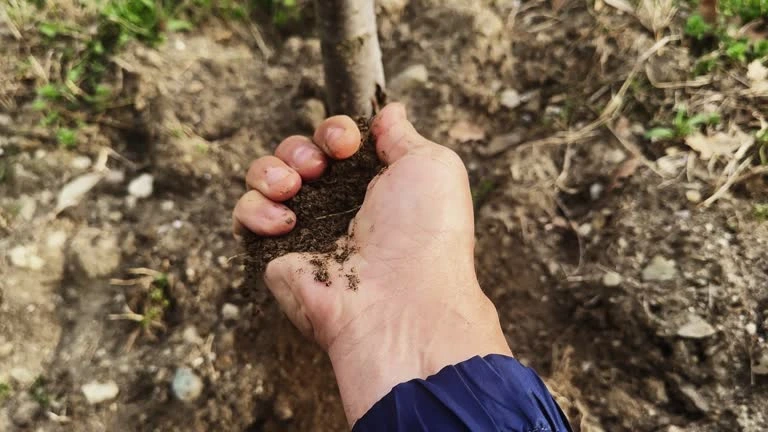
[265,166,291,186]
[293,145,323,167]
[324,126,345,145]
[266,203,289,219]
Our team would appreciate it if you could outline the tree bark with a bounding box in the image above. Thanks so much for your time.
[314,0,386,117]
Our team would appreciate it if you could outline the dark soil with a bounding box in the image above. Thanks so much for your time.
[243,118,382,277]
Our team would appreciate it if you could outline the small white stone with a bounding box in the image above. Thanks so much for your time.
[182,326,203,345]
[500,89,521,109]
[127,173,154,199]
[8,246,44,270]
[686,190,702,203]
[642,255,678,282]
[0,342,13,358]
[221,303,240,321]
[677,315,716,339]
[589,183,604,201]
[577,223,592,237]
[602,271,622,287]
[81,380,120,405]
[105,170,125,184]
[171,368,203,402]
[745,322,757,336]
[71,156,92,170]
[161,200,175,211]
[10,368,35,386]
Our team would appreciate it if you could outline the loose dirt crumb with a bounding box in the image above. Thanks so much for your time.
[345,270,360,291]
[309,257,331,286]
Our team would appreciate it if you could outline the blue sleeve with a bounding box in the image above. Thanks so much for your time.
[352,354,573,432]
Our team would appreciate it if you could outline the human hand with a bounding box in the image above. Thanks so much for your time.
[233,103,511,425]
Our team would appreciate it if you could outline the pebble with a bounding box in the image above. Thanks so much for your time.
[745,322,757,336]
[221,303,240,321]
[589,183,604,201]
[12,401,39,426]
[678,384,709,414]
[685,190,702,203]
[127,173,154,198]
[71,156,92,170]
[161,200,175,211]
[389,64,428,92]
[182,326,204,345]
[9,368,35,387]
[602,271,622,287]
[677,315,716,339]
[0,342,13,358]
[171,368,203,402]
[274,396,294,421]
[81,381,119,405]
[641,255,678,282]
[105,170,125,184]
[8,246,44,270]
[500,89,521,109]
[754,353,768,375]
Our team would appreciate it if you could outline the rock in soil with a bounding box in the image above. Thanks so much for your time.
[641,255,678,282]
[243,118,382,281]
[11,401,39,426]
[81,380,120,405]
[172,367,203,402]
[127,173,154,199]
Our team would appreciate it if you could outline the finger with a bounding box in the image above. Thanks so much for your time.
[275,135,328,181]
[246,155,302,202]
[370,102,428,165]
[264,253,316,340]
[232,190,296,237]
[313,115,361,160]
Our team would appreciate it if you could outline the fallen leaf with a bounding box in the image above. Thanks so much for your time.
[685,131,753,160]
[677,315,716,339]
[55,172,104,214]
[448,121,485,142]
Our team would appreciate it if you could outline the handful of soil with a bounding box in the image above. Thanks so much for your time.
[244,118,382,278]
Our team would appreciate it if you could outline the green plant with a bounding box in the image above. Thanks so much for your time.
[755,203,768,220]
[142,275,171,329]
[757,129,768,164]
[29,377,50,407]
[56,127,77,148]
[720,0,768,21]
[685,14,714,40]
[645,106,721,140]
[725,39,750,62]
[0,382,11,402]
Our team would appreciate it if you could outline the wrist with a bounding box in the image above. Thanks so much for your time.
[327,280,511,425]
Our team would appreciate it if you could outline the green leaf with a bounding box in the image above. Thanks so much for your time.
[726,40,749,63]
[56,128,77,149]
[688,113,720,127]
[37,84,61,99]
[645,128,676,140]
[167,19,193,32]
[38,22,59,38]
[684,14,713,40]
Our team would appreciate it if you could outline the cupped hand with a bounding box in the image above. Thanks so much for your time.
[234,103,511,425]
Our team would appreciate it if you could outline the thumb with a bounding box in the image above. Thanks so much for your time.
[371,103,431,164]
[263,253,316,340]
